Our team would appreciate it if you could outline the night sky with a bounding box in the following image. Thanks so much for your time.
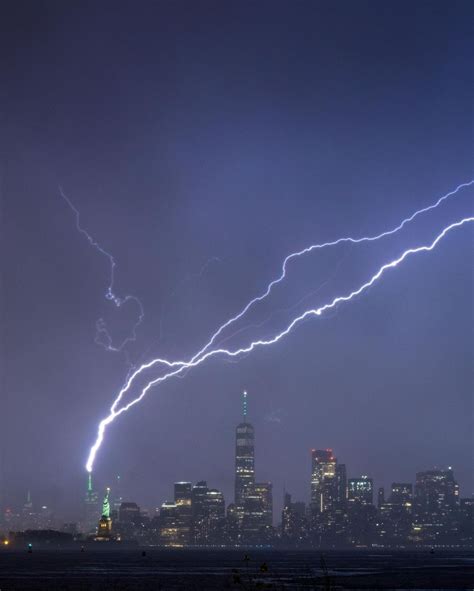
[1,1,472,520]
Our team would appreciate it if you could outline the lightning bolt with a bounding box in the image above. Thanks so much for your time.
[214,250,348,350]
[87,179,473,391]
[59,186,145,355]
[193,180,474,358]
[85,213,474,472]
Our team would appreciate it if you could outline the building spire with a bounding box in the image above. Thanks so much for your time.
[242,390,248,420]
[88,473,92,493]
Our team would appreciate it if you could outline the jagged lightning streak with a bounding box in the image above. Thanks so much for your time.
[192,180,474,358]
[94,180,474,384]
[86,216,474,472]
[59,186,145,354]
[214,251,348,349]
[94,181,474,422]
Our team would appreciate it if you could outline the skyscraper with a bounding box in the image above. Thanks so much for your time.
[347,476,376,547]
[310,449,337,513]
[415,469,459,514]
[159,501,179,545]
[192,481,209,543]
[390,483,412,505]
[310,449,340,545]
[112,475,123,513]
[84,473,100,534]
[348,476,373,505]
[281,493,307,545]
[459,497,473,545]
[206,488,226,543]
[333,464,348,542]
[377,482,413,545]
[254,482,273,527]
[234,391,255,507]
[174,482,193,545]
[240,496,262,540]
[335,464,347,508]
[413,468,460,543]
[378,487,385,509]
[118,502,140,525]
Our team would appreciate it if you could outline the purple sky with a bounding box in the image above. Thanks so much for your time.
[1,1,472,520]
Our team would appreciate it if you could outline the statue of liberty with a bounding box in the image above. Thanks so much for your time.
[96,487,113,539]
[102,487,111,519]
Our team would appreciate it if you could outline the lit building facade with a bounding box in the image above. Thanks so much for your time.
[376,482,413,545]
[159,501,179,545]
[234,392,255,508]
[192,481,209,544]
[310,449,337,512]
[390,483,412,505]
[412,468,460,543]
[281,493,308,545]
[241,494,266,543]
[346,477,376,547]
[174,482,193,545]
[254,482,273,527]
[310,449,345,545]
[206,488,226,543]
[348,476,373,505]
[459,497,473,546]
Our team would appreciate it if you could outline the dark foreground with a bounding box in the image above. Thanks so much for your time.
[0,548,473,590]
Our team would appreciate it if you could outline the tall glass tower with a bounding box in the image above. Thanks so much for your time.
[311,449,337,513]
[234,391,255,507]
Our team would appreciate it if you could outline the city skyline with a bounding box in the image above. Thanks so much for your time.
[1,391,470,535]
[2,394,470,551]
[1,1,473,588]
[1,0,472,529]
